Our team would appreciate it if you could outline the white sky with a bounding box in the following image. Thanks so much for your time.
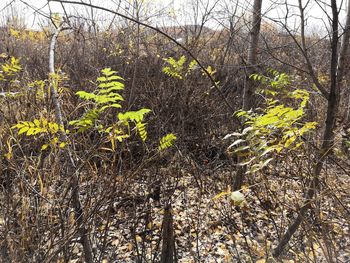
[0,0,348,33]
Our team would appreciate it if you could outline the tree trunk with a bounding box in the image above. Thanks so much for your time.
[160,204,176,263]
[242,0,263,111]
[234,0,263,191]
[49,23,94,263]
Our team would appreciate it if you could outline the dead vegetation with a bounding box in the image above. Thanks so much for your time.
[0,1,350,262]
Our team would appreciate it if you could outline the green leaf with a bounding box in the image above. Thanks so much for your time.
[118,109,151,122]
[235,110,247,117]
[159,133,177,151]
[26,127,35,136]
[100,67,116,77]
[98,82,124,91]
[76,91,97,100]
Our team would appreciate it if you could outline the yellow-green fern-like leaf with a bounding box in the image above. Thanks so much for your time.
[12,118,63,136]
[118,108,151,123]
[159,133,177,151]
[162,56,186,79]
[136,122,148,142]
[69,109,99,132]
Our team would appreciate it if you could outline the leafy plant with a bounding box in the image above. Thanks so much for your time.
[162,56,186,79]
[70,68,129,132]
[11,117,66,150]
[12,118,64,136]
[162,56,198,79]
[28,80,46,100]
[11,64,176,155]
[49,71,70,95]
[225,71,317,174]
[0,56,22,81]
[70,68,153,149]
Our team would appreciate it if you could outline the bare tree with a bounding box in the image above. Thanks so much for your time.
[273,0,350,257]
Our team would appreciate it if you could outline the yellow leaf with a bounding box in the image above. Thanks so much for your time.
[26,127,35,136]
[59,142,66,148]
[5,139,13,160]
[128,242,133,251]
[9,28,20,38]
[34,119,41,127]
[51,137,59,144]
[41,144,49,151]
[135,235,142,242]
[213,191,231,200]
[241,185,249,191]
[18,126,29,135]
[256,259,266,263]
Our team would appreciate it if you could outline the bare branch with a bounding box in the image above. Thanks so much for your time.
[48,0,238,117]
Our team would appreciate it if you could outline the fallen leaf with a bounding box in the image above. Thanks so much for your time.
[230,191,245,205]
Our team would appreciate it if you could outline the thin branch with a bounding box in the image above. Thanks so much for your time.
[48,0,239,118]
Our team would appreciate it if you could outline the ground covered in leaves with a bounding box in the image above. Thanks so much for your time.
[67,153,350,263]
